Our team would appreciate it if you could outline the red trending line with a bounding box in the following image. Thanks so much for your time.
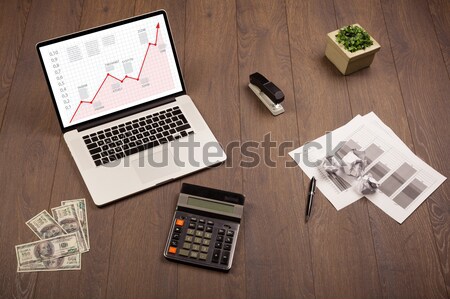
[69,23,160,123]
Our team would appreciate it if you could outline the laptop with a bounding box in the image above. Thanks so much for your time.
[37,10,226,206]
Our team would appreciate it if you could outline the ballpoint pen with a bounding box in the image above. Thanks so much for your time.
[305,176,316,222]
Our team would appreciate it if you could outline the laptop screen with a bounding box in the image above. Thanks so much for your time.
[37,11,184,130]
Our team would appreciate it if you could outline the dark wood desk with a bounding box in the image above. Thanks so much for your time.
[1,0,449,298]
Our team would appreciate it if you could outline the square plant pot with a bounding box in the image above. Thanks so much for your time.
[325,24,380,75]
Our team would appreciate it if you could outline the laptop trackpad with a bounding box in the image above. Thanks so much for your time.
[132,148,180,184]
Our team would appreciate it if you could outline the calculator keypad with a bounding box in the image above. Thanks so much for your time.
[165,212,238,270]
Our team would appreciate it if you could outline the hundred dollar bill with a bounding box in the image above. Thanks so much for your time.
[51,204,89,253]
[18,253,81,272]
[62,198,90,249]
[26,210,67,239]
[15,233,79,268]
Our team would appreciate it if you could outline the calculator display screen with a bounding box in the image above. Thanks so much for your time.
[187,197,234,213]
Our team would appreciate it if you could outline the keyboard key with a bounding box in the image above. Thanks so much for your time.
[89,147,101,155]
[218,229,225,235]
[112,130,119,135]
[105,132,112,137]
[215,242,222,249]
[226,230,235,237]
[179,114,188,124]
[94,160,102,166]
[179,249,189,257]
[92,154,101,160]
[176,124,191,132]
[212,249,221,263]
[224,244,232,251]
[87,143,98,150]
[220,252,229,265]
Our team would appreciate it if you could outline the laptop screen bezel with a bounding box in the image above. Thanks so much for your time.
[36,10,186,133]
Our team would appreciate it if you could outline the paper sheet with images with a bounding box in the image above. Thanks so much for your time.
[289,112,446,223]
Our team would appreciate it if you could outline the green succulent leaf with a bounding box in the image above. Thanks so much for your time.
[335,25,373,53]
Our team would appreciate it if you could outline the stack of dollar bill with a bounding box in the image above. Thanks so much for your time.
[15,199,90,272]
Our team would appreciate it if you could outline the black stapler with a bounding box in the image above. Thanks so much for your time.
[248,72,285,115]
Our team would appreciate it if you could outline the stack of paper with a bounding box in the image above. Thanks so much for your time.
[289,112,446,223]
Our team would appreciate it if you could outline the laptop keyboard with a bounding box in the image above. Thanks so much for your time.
[82,106,194,166]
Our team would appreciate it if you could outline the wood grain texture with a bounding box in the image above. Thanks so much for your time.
[32,1,136,298]
[381,0,450,297]
[427,0,450,75]
[333,0,447,298]
[237,1,315,298]
[0,0,31,132]
[285,1,382,298]
[0,1,82,298]
[178,1,244,298]
[0,0,448,298]
[103,1,183,299]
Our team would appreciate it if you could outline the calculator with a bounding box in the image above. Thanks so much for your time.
[164,183,245,271]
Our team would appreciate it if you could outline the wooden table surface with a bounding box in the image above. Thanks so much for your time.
[1,0,449,298]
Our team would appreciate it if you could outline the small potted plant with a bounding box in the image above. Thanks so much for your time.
[325,24,380,75]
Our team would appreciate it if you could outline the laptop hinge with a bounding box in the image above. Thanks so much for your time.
[77,97,176,132]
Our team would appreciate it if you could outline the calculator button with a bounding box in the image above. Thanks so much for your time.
[199,253,208,261]
[190,251,199,259]
[189,223,196,229]
[197,224,205,231]
[183,242,191,250]
[220,252,230,265]
[187,229,195,235]
[201,246,209,253]
[204,232,212,239]
[212,249,221,263]
[226,230,234,237]
[185,236,193,243]
[215,242,222,249]
[195,231,204,237]
[218,229,225,235]
[170,240,178,247]
[225,237,233,243]
[202,239,211,246]
[192,244,200,251]
[216,235,224,242]
[199,219,205,224]
[190,217,197,222]
[172,233,180,240]
[175,219,185,226]
[224,244,232,251]
[179,249,189,257]
[207,220,214,225]
[168,246,177,254]
[194,237,202,244]
[174,227,182,233]
[205,226,213,233]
